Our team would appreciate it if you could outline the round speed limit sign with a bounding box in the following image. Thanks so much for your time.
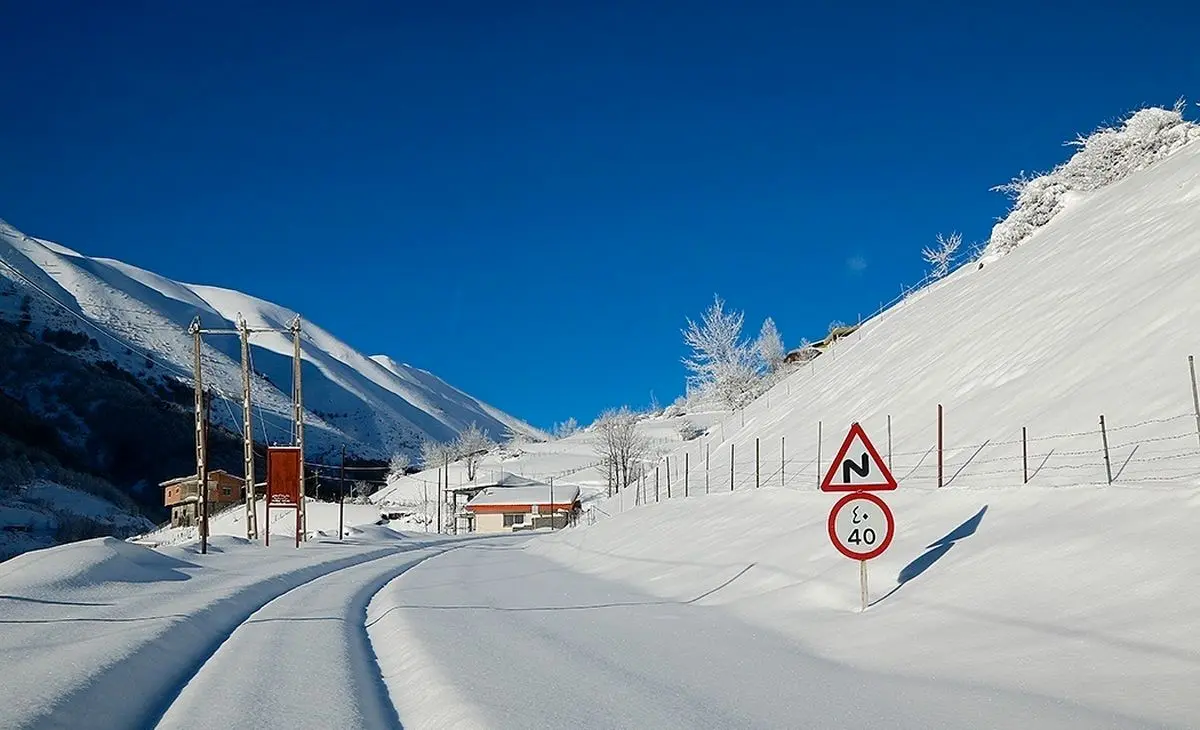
[828,492,895,561]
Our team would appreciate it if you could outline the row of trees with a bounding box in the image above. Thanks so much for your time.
[389,421,496,482]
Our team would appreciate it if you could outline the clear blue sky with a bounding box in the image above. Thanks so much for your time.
[1,1,1196,429]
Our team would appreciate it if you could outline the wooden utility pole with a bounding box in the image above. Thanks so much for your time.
[238,317,257,540]
[190,318,208,555]
[436,468,443,534]
[291,317,306,541]
[339,445,346,540]
[200,389,211,555]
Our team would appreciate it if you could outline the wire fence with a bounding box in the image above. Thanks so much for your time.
[602,356,1200,514]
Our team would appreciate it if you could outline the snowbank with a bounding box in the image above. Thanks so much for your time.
[529,486,1200,728]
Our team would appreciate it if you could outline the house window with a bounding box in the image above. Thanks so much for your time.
[221,486,233,497]
[503,513,525,527]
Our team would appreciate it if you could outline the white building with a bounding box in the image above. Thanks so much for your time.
[462,481,581,533]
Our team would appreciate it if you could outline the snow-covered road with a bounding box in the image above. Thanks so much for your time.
[155,545,451,730]
[3,528,1177,729]
[368,537,1151,730]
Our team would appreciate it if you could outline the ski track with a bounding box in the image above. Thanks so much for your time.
[15,541,450,730]
[152,544,458,730]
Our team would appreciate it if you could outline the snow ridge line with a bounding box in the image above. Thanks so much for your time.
[20,543,419,730]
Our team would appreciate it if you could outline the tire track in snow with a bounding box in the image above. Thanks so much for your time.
[151,544,462,730]
[21,541,441,730]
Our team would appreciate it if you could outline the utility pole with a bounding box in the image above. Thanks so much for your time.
[549,476,555,529]
[189,317,208,555]
[239,317,257,540]
[339,445,346,540]
[436,467,443,534]
[200,389,211,555]
[291,317,306,541]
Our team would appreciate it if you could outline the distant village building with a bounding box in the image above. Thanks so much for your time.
[160,470,243,527]
[461,477,581,534]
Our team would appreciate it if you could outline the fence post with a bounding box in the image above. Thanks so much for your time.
[684,452,689,497]
[781,436,785,488]
[655,466,660,502]
[816,420,822,489]
[755,437,760,488]
[1190,355,1200,451]
[887,414,892,465]
[1022,426,1029,484]
[1100,415,1113,485]
[937,404,944,488]
[706,443,710,494]
[730,443,735,492]
[666,458,672,498]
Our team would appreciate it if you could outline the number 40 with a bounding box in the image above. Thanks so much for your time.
[848,528,876,546]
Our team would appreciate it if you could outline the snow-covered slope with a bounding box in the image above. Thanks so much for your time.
[0,220,544,459]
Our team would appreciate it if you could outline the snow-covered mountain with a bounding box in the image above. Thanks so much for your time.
[0,220,545,460]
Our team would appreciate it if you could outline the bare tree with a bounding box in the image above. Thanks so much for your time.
[755,317,785,373]
[592,406,651,497]
[455,422,493,481]
[922,232,962,279]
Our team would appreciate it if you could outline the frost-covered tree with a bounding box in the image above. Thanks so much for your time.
[419,438,452,471]
[755,317,785,373]
[454,422,493,481]
[387,452,411,479]
[592,406,651,497]
[986,102,1200,258]
[552,417,579,439]
[922,232,962,279]
[682,295,760,409]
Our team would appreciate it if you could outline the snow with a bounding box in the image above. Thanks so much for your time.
[3,106,1200,727]
[0,221,544,459]
[367,535,1147,729]
[132,495,396,547]
[0,529,449,729]
[0,482,154,561]
[528,487,1199,728]
[367,108,1200,727]
[466,482,580,507]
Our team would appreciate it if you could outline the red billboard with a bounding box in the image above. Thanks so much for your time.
[267,447,301,506]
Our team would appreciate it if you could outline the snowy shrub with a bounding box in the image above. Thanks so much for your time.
[985,102,1200,258]
[677,420,704,441]
[922,232,962,279]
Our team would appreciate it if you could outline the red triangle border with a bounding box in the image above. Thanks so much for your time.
[820,422,898,492]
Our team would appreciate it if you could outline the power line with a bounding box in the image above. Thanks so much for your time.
[0,256,195,382]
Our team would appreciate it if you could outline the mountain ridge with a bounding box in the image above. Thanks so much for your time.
[0,219,545,460]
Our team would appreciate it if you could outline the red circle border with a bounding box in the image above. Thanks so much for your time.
[827,491,895,561]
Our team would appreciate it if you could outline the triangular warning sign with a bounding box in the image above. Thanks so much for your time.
[820,422,898,492]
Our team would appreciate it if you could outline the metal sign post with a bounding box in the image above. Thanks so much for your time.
[828,491,895,612]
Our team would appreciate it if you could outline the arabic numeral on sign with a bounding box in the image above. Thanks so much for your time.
[848,528,877,546]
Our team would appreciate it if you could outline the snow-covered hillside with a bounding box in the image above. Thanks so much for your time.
[0,220,544,459]
[393,113,1200,512]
